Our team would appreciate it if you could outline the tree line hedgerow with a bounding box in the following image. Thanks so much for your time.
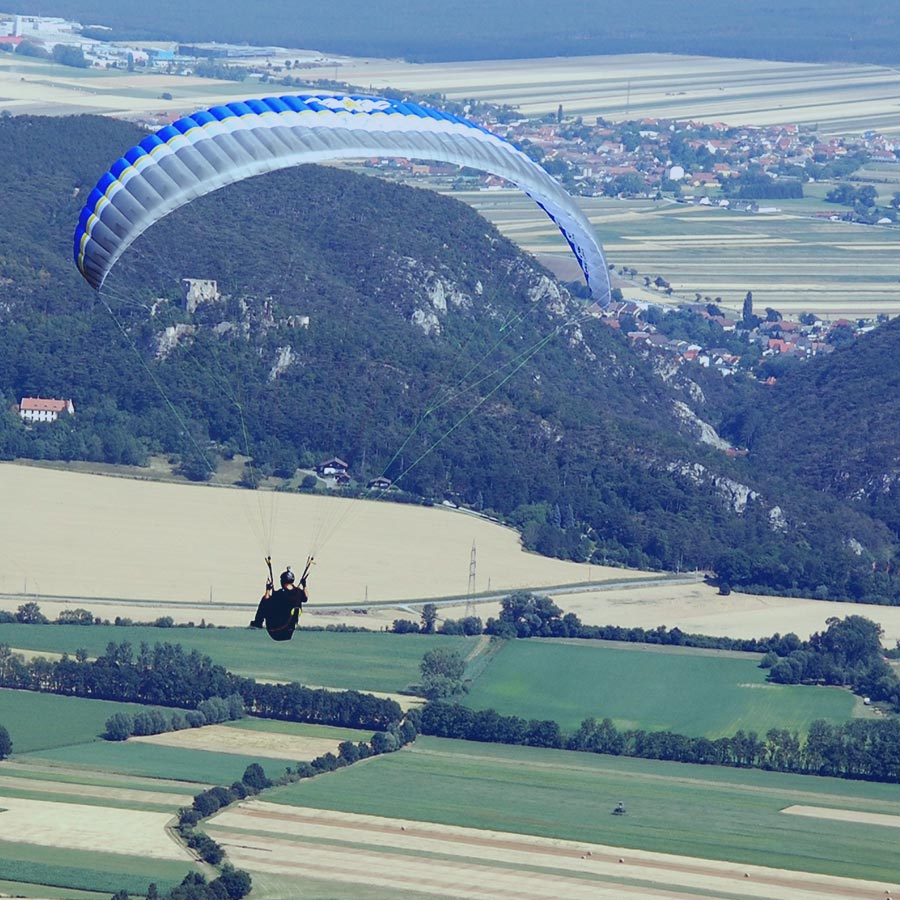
[418,702,900,782]
[0,639,401,730]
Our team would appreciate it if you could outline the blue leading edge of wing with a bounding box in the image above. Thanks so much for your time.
[74,93,609,303]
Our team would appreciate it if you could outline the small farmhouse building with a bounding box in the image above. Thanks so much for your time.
[19,397,75,423]
[367,476,392,490]
[316,457,349,476]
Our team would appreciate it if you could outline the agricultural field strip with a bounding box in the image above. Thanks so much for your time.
[209,838,765,900]
[0,773,192,807]
[404,746,900,814]
[0,880,107,900]
[0,796,190,860]
[208,802,893,900]
[540,639,763,660]
[208,842,669,900]
[207,819,690,893]
[226,717,372,741]
[783,806,900,829]
[130,724,343,761]
[7,52,900,138]
[0,759,205,792]
[0,840,201,896]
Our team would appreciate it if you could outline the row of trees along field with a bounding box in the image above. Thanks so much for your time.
[419,702,900,781]
[0,640,401,729]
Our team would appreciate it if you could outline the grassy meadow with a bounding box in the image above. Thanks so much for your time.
[264,735,900,883]
[22,739,290,785]
[462,640,857,737]
[0,689,185,753]
[0,843,193,896]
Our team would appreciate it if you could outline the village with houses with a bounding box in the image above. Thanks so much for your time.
[598,296,888,379]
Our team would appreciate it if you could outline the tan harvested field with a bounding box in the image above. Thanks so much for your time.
[5,463,900,645]
[784,805,900,830]
[131,723,342,761]
[548,580,900,647]
[309,577,900,647]
[327,53,900,136]
[0,462,628,609]
[0,796,189,860]
[206,801,895,900]
[0,54,263,118]
[6,50,900,136]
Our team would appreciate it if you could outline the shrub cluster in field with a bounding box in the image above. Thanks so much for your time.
[109,868,251,900]
[2,603,213,629]
[760,615,898,704]
[104,694,245,741]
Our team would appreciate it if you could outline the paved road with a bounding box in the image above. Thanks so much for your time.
[0,572,705,614]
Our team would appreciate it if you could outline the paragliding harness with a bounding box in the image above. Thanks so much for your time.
[251,555,312,642]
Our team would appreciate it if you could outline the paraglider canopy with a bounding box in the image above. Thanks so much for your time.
[74,94,611,304]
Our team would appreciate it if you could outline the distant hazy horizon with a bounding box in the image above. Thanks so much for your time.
[5,1,900,66]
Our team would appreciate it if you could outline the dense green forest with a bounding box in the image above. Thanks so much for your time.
[8,0,900,65]
[722,317,900,543]
[2,114,900,603]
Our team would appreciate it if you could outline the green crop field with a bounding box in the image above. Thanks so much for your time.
[0,841,196,896]
[23,739,292,786]
[0,689,183,753]
[265,735,900,882]
[0,623,468,692]
[0,881,104,900]
[462,640,856,737]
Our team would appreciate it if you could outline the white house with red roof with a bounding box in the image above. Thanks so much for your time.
[19,397,74,423]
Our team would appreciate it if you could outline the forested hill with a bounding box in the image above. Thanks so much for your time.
[1,113,899,605]
[726,316,900,541]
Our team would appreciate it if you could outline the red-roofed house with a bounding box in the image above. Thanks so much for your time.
[19,397,74,423]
